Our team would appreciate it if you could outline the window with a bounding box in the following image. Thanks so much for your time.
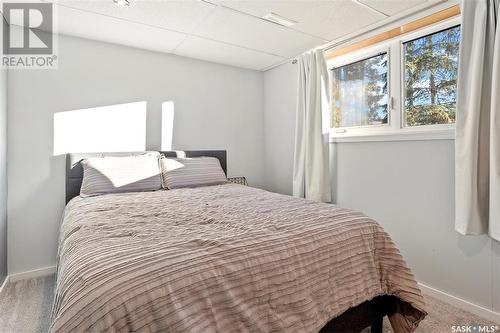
[326,7,461,141]
[403,26,460,126]
[331,52,388,128]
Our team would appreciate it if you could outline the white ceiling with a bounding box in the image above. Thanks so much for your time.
[3,0,442,71]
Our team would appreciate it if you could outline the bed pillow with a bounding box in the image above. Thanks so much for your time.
[159,156,227,189]
[80,154,162,197]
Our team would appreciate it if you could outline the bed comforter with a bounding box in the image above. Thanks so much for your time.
[50,184,426,332]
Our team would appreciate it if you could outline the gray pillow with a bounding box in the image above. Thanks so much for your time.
[80,154,162,197]
[159,156,227,189]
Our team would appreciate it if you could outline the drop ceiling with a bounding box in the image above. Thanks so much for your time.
[2,0,444,71]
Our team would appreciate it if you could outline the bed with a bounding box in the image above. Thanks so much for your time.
[50,150,426,333]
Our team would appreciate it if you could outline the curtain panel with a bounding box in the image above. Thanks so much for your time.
[455,0,500,241]
[293,49,331,203]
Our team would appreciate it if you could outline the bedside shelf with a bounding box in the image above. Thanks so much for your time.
[228,177,248,186]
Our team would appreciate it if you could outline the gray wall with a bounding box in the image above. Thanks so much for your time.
[263,62,296,196]
[7,34,265,274]
[263,63,500,314]
[0,67,7,284]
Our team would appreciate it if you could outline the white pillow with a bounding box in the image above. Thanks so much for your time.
[159,157,227,189]
[80,155,162,197]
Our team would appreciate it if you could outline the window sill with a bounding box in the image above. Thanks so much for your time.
[330,128,454,143]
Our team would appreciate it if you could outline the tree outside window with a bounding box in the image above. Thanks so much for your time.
[331,53,388,128]
[403,25,461,126]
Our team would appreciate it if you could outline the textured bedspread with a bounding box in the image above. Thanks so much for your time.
[50,184,426,333]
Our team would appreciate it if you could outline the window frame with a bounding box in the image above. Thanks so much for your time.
[329,44,392,135]
[328,16,461,143]
[399,19,460,131]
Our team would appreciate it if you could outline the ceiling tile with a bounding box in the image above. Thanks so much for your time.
[216,0,386,41]
[174,36,285,70]
[3,0,438,71]
[55,5,186,54]
[358,0,429,16]
[193,6,327,58]
[54,0,215,33]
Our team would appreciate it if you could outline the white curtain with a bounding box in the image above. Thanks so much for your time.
[293,49,331,202]
[455,0,500,241]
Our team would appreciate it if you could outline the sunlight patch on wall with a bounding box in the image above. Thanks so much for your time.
[161,101,174,151]
[53,101,147,155]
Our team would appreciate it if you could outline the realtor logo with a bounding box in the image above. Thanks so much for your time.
[3,3,53,54]
[1,2,58,68]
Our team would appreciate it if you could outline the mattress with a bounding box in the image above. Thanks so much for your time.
[50,184,426,332]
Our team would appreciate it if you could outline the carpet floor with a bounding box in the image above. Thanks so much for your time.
[0,275,498,333]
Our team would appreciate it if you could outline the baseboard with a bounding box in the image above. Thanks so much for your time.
[0,275,9,296]
[9,266,56,282]
[419,282,500,324]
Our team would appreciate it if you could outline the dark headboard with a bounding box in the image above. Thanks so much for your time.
[65,150,227,204]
